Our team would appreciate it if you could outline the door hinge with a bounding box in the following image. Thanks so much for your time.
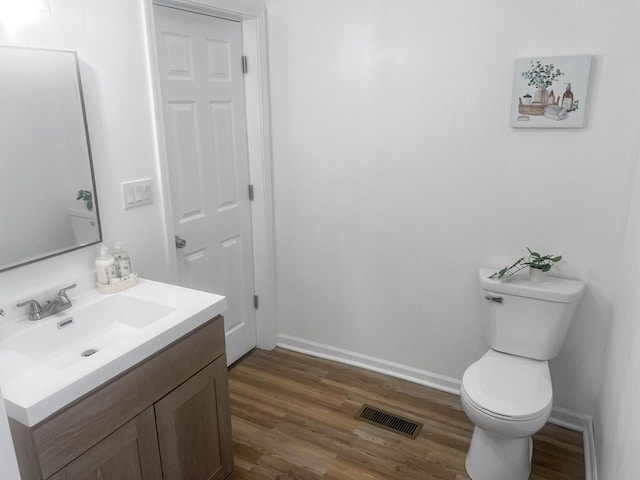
[253,295,259,310]
[242,55,248,74]
[248,184,254,201]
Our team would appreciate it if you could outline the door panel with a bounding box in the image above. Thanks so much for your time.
[48,407,162,480]
[154,5,256,364]
[154,357,233,480]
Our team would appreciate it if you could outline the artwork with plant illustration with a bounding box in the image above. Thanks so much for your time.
[510,55,591,128]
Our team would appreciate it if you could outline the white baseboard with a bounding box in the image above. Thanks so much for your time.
[275,334,597,480]
[550,407,597,480]
[276,334,462,394]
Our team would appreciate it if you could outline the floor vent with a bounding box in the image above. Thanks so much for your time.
[354,404,423,439]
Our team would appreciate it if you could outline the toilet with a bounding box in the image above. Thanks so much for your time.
[68,208,100,245]
[461,268,585,480]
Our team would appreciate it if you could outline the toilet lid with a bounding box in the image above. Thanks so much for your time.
[462,351,552,420]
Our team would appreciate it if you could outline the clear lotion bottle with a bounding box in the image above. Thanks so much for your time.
[113,242,132,279]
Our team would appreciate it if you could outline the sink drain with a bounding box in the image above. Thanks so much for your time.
[81,349,98,357]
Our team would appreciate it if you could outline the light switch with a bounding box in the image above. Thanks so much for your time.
[122,178,153,209]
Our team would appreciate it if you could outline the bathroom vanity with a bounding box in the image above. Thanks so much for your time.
[0,280,233,480]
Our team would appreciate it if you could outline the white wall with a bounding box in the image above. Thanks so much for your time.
[267,0,640,421]
[596,154,640,475]
[0,0,171,311]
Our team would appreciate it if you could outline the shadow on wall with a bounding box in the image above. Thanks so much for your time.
[551,284,612,413]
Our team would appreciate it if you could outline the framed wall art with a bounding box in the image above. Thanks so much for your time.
[511,54,592,128]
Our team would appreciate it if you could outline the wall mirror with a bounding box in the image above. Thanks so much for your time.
[0,45,101,272]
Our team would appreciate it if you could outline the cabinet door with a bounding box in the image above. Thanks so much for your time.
[48,407,162,480]
[154,356,233,480]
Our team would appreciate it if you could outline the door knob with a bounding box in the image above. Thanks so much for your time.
[175,235,187,249]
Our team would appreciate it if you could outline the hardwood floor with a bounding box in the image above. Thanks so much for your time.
[229,348,585,480]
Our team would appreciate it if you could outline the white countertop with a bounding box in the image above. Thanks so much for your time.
[0,279,226,427]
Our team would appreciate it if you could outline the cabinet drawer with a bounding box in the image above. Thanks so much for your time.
[11,315,225,479]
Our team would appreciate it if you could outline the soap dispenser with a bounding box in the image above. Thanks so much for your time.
[95,247,117,285]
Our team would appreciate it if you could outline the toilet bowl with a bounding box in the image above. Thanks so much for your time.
[461,349,553,480]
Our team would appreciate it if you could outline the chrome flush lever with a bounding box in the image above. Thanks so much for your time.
[484,295,503,303]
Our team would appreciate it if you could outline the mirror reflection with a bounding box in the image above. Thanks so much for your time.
[0,46,101,272]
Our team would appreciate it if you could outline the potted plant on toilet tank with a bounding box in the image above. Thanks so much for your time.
[76,189,93,211]
[489,247,562,281]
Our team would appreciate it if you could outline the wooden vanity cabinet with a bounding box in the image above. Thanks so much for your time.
[10,315,234,480]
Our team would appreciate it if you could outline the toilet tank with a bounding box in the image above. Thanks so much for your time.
[68,208,100,245]
[478,268,585,360]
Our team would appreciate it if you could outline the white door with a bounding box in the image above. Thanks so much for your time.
[154,5,256,364]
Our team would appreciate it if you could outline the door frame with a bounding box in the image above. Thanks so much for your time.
[143,0,276,350]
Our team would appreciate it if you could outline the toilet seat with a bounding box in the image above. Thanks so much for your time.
[462,350,552,421]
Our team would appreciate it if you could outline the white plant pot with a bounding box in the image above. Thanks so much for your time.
[529,268,546,282]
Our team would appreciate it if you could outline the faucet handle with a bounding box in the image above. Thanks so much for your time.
[16,299,43,319]
[57,283,77,302]
[17,299,42,310]
[58,283,77,296]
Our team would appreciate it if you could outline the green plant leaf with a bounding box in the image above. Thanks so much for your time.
[510,257,524,268]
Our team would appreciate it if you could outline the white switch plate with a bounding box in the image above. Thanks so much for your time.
[122,178,153,209]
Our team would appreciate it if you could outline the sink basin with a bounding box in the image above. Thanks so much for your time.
[0,278,226,427]
[0,296,176,369]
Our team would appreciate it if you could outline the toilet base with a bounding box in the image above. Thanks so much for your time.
[465,427,533,480]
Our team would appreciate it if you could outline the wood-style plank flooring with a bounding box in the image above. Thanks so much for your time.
[229,348,585,480]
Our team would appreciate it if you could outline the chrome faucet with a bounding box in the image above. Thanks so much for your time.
[16,283,77,321]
